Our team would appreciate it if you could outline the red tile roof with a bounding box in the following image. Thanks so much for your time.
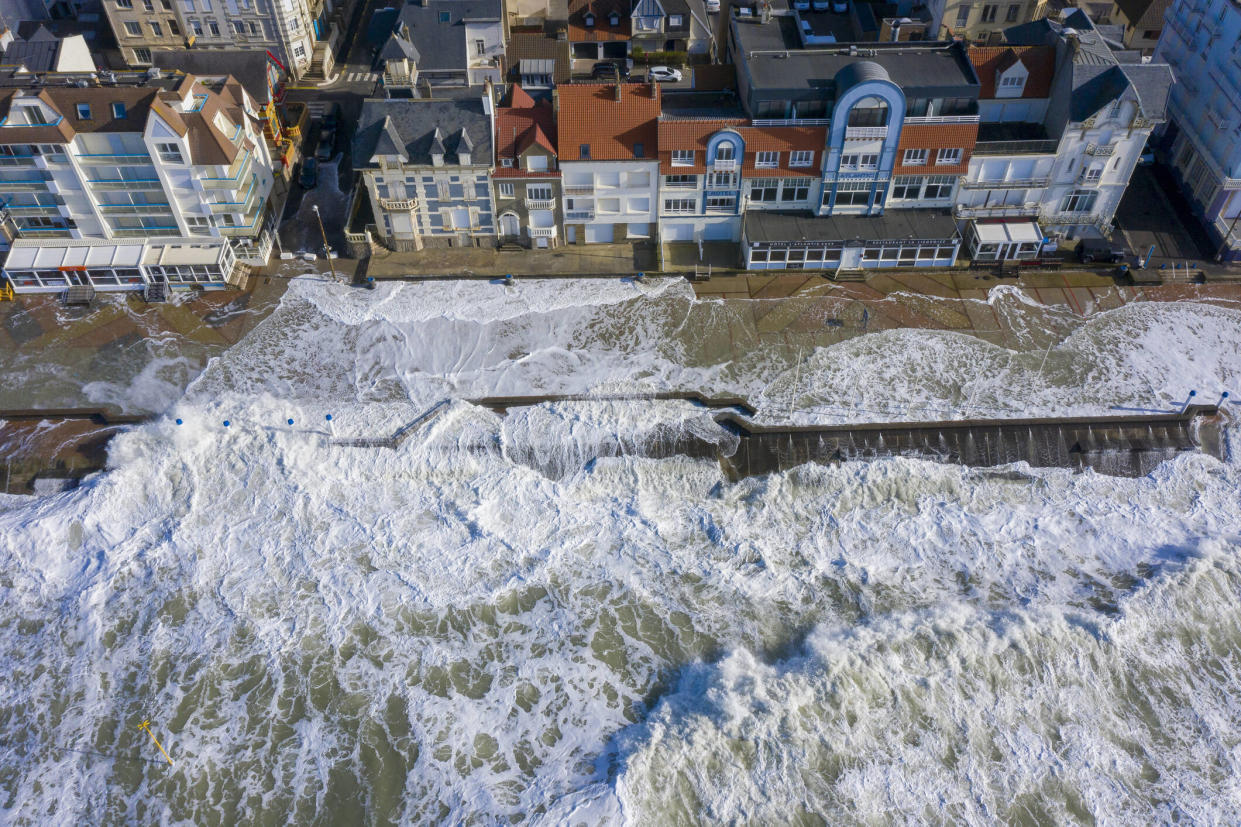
[968,45,1056,99]
[567,0,631,42]
[495,88,559,177]
[657,118,825,175]
[558,83,660,161]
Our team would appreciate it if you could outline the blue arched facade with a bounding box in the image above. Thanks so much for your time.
[702,129,744,216]
[820,65,907,216]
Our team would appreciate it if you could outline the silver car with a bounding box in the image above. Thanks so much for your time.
[648,66,683,83]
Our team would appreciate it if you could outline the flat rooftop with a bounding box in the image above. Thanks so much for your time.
[745,209,959,243]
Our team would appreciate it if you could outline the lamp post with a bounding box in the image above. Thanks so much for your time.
[311,204,337,282]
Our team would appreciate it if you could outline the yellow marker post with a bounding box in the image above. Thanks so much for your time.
[138,720,174,767]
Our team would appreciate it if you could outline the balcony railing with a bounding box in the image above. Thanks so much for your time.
[98,203,174,214]
[528,226,557,238]
[904,115,980,125]
[711,158,736,172]
[844,126,888,140]
[973,139,1060,156]
[524,198,555,210]
[0,155,37,166]
[14,226,74,237]
[75,153,153,165]
[564,184,593,195]
[955,203,1040,218]
[1041,210,1101,225]
[0,179,52,191]
[565,210,594,221]
[962,177,1051,189]
[379,197,418,211]
[1085,142,1116,156]
[201,151,253,188]
[751,118,829,126]
[87,178,164,190]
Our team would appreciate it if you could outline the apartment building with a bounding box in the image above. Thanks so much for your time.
[1107,0,1171,55]
[630,0,714,57]
[556,82,659,244]
[1154,0,1241,261]
[566,0,631,71]
[493,84,562,247]
[351,95,497,251]
[379,0,507,94]
[1003,10,1171,241]
[934,0,1041,41]
[102,0,338,79]
[0,70,277,294]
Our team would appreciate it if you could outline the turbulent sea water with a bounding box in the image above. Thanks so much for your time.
[1,277,1240,824]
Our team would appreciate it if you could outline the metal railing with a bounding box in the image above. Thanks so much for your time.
[711,158,736,172]
[201,151,253,188]
[904,114,980,125]
[87,178,164,190]
[844,126,888,139]
[564,184,594,195]
[973,139,1059,156]
[1085,142,1115,156]
[75,153,153,165]
[98,203,174,214]
[955,203,1040,218]
[565,210,594,221]
[751,118,829,126]
[961,177,1050,189]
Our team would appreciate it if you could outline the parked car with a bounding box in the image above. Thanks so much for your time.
[316,131,335,161]
[1076,237,1127,264]
[705,0,720,10]
[648,65,683,83]
[812,0,829,9]
[299,157,318,189]
[793,0,809,8]
[322,102,340,132]
[832,0,848,10]
[591,60,629,80]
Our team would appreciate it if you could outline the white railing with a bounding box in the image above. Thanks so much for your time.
[379,197,417,211]
[528,226,557,238]
[955,203,1040,218]
[524,198,555,210]
[904,115,980,125]
[844,126,887,140]
[711,158,736,172]
[751,118,829,126]
[962,177,1050,189]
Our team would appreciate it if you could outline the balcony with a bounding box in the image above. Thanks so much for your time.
[524,198,555,210]
[711,158,736,172]
[844,126,888,140]
[0,178,53,191]
[98,203,174,214]
[973,140,1060,156]
[379,197,418,211]
[564,184,593,195]
[75,153,154,165]
[87,178,164,191]
[752,118,829,127]
[0,155,37,166]
[962,177,1050,189]
[15,226,74,237]
[528,226,557,238]
[201,151,253,189]
[904,115,980,125]
[1085,142,1116,157]
[955,203,1040,218]
[565,210,594,221]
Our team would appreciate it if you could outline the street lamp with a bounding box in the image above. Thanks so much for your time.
[311,204,337,282]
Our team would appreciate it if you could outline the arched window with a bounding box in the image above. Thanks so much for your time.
[715,142,735,160]
[847,96,889,127]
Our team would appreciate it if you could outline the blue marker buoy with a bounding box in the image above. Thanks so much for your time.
[326,414,333,422]
[288,418,295,425]
[223,420,231,427]
[175,418,183,425]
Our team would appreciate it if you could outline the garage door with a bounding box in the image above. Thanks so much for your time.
[662,223,695,241]
[703,221,735,241]
[585,223,614,243]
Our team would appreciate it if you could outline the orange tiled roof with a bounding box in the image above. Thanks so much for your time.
[558,83,660,161]
[567,0,631,42]
[657,118,825,175]
[968,45,1056,99]
[495,90,559,175]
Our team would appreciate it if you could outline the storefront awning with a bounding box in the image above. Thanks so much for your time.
[972,220,1042,244]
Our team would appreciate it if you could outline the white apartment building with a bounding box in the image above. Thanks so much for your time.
[556,83,660,244]
[0,70,277,294]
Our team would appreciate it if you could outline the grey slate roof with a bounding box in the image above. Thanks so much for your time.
[152,50,275,104]
[745,209,959,244]
[354,96,493,167]
[1,31,58,73]
[380,34,421,62]
[388,0,502,73]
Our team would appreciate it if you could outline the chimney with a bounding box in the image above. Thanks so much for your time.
[613,82,622,101]
[557,26,567,40]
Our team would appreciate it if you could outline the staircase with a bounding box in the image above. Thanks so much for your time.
[62,285,95,305]
[143,280,168,303]
[308,42,335,81]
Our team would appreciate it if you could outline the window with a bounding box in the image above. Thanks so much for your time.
[633,142,644,158]
[936,148,962,165]
[609,11,619,25]
[134,48,152,63]
[664,174,695,188]
[528,185,553,201]
[1005,3,1019,21]
[749,178,779,201]
[1141,29,1160,39]
[705,194,736,211]
[183,0,193,8]
[955,3,971,25]
[112,102,126,118]
[669,13,682,24]
[191,19,203,34]
[1083,165,1102,182]
[755,151,779,168]
[248,21,259,34]
[780,180,809,201]
[75,103,92,119]
[891,175,921,199]
[117,0,132,6]
[834,180,877,207]
[500,158,513,168]
[903,148,927,166]
[715,143,734,161]
[209,21,220,35]
[23,107,47,125]
[923,175,954,199]
[156,142,184,163]
[841,153,878,170]
[789,150,813,167]
[124,21,141,35]
[439,10,450,21]
[475,39,485,56]
[168,19,180,35]
[498,182,514,197]
[1060,189,1098,213]
[664,198,694,213]
[580,144,590,159]
[671,150,694,167]
[999,74,1023,88]
[981,4,997,22]
[706,171,737,188]
[232,20,244,33]
[293,44,305,58]
[150,21,162,35]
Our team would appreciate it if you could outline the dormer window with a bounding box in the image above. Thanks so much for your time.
[584,11,595,26]
[112,102,126,118]
[608,11,619,25]
[76,103,91,119]
[669,14,682,25]
[438,10,450,21]
[432,152,444,167]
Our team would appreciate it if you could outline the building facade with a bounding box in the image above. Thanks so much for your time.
[1108,0,1171,55]
[1153,0,1241,261]
[934,0,1042,41]
[351,95,497,251]
[557,82,659,244]
[493,84,562,247]
[379,0,507,94]
[0,71,277,294]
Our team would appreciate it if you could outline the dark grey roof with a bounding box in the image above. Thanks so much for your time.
[354,96,493,167]
[151,50,274,104]
[380,34,420,62]
[390,0,503,72]
[745,209,958,244]
[1,33,58,73]
[372,116,409,161]
[1119,61,1173,120]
